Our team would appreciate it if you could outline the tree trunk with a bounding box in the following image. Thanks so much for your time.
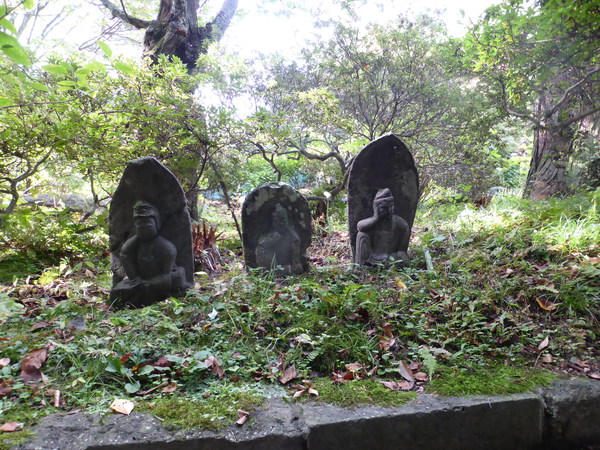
[143,0,238,72]
[523,125,574,200]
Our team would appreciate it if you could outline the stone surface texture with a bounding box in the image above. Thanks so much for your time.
[17,380,600,450]
[347,134,419,262]
[241,182,311,274]
[108,157,193,306]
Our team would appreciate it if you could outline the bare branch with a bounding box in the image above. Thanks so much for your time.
[97,0,153,29]
[558,104,600,129]
[498,78,542,127]
[546,66,600,120]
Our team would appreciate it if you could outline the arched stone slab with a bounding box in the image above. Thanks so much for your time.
[109,157,193,306]
[242,182,311,274]
[347,134,419,264]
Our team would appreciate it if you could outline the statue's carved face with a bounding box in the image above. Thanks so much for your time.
[134,215,158,241]
[375,198,394,218]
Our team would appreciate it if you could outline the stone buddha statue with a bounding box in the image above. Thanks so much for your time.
[110,201,189,307]
[255,204,303,275]
[354,188,409,266]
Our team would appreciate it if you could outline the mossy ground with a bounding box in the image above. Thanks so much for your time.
[312,379,417,407]
[141,387,265,431]
[0,191,598,436]
[427,364,556,397]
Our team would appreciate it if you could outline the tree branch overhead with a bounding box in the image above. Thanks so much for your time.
[97,0,153,29]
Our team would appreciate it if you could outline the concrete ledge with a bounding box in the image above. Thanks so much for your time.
[16,379,600,450]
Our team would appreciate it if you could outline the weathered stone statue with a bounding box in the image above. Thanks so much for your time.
[255,204,303,275]
[109,157,193,307]
[110,201,188,306]
[242,182,311,275]
[355,188,409,266]
[347,134,419,267]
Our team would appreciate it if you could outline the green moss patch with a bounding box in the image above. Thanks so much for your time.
[427,364,556,397]
[143,387,265,431]
[312,379,418,408]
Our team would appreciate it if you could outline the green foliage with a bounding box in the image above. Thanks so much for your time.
[0,205,107,282]
[464,0,600,196]
[466,0,599,110]
[0,48,212,220]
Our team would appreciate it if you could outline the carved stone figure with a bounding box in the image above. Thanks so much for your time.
[255,204,303,275]
[109,157,193,307]
[355,188,409,266]
[347,134,419,267]
[242,182,311,275]
[110,201,189,306]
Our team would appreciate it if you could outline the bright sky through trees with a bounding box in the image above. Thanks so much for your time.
[21,0,498,60]
[220,0,500,59]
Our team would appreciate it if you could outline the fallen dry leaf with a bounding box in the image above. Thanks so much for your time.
[398,360,414,382]
[290,381,319,398]
[0,380,13,397]
[380,379,415,391]
[502,268,514,278]
[161,383,178,394]
[1,422,23,432]
[538,336,550,351]
[331,371,355,384]
[110,399,134,415]
[414,371,429,382]
[204,356,225,378]
[382,323,394,338]
[20,347,48,384]
[345,362,363,372]
[236,409,249,426]
[0,358,9,368]
[279,364,298,385]
[536,298,559,312]
[30,322,51,332]
[588,372,600,380]
[541,354,553,363]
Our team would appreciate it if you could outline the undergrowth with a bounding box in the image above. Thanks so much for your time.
[0,190,598,436]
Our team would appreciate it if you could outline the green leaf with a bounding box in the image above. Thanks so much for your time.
[105,357,123,373]
[136,365,154,376]
[124,380,141,394]
[0,31,31,66]
[97,40,112,58]
[114,61,135,75]
[83,61,106,72]
[0,18,18,35]
[25,81,48,91]
[43,64,69,76]
[0,97,13,107]
[58,80,77,86]
[23,0,35,10]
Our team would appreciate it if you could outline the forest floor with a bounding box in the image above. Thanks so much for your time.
[0,190,599,445]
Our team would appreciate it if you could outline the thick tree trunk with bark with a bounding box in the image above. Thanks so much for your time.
[100,0,238,71]
[143,0,238,71]
[524,125,574,200]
